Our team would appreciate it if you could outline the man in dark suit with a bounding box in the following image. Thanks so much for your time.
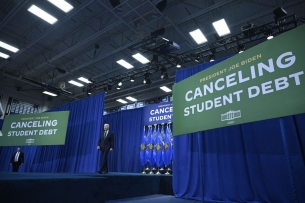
[97,123,114,174]
[10,147,24,172]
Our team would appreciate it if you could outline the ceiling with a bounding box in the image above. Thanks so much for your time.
[0,0,304,110]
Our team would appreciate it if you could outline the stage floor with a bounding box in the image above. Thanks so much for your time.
[0,172,173,203]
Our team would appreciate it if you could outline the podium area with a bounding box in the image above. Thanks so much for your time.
[0,172,173,203]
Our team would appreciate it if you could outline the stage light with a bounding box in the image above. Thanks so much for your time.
[103,87,108,93]
[238,44,245,53]
[130,76,135,82]
[273,7,287,24]
[117,85,121,90]
[160,67,168,79]
[118,82,122,86]
[195,54,201,62]
[209,54,215,62]
[265,29,274,40]
[143,73,152,84]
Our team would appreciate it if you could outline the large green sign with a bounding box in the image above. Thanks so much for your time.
[173,25,305,136]
[0,111,70,146]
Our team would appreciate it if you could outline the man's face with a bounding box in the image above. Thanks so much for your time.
[104,124,109,131]
[17,148,20,152]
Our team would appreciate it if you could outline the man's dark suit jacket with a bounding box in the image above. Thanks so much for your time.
[10,152,24,165]
[98,131,114,152]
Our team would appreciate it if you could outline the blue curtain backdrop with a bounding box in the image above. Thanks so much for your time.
[173,57,305,202]
[0,92,105,173]
[103,107,144,173]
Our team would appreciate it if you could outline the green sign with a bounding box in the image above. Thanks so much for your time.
[0,111,70,146]
[173,25,305,136]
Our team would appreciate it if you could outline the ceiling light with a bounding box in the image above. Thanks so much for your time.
[116,59,134,69]
[68,80,84,87]
[160,86,172,92]
[117,85,121,90]
[78,77,92,83]
[117,99,127,104]
[212,19,230,36]
[118,82,122,86]
[126,96,137,101]
[0,52,10,59]
[130,77,135,82]
[132,53,150,64]
[0,41,19,53]
[189,29,207,44]
[43,91,57,97]
[28,5,58,24]
[47,0,74,13]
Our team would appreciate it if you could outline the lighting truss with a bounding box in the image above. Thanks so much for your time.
[87,15,302,94]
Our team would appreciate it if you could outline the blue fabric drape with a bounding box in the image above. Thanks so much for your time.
[0,93,105,173]
[173,58,305,202]
[103,107,143,173]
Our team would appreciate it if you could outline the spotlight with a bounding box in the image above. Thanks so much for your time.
[118,81,122,86]
[143,73,152,84]
[273,7,287,24]
[265,29,274,40]
[195,54,201,62]
[241,22,255,37]
[130,76,135,82]
[117,85,121,90]
[209,54,215,62]
[238,44,245,53]
[103,87,108,93]
[160,67,168,79]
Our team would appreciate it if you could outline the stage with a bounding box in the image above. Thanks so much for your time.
[0,171,173,203]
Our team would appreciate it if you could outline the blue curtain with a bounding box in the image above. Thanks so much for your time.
[0,93,105,173]
[103,107,144,173]
[173,58,305,202]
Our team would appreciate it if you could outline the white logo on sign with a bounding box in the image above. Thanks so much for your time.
[26,139,35,144]
[221,110,241,124]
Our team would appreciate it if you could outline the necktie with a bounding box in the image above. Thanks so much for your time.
[15,152,19,162]
[104,131,107,139]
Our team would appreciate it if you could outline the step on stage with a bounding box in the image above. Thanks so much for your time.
[0,172,173,203]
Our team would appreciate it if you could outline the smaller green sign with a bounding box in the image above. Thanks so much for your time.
[0,111,70,146]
